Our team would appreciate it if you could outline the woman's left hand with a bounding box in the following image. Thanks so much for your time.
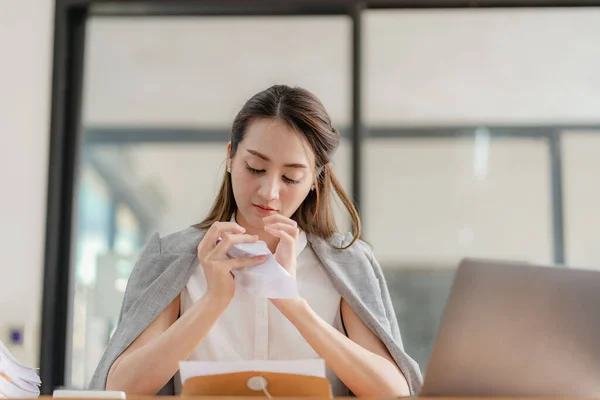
[263,214,299,278]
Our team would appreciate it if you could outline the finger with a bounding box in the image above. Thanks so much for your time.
[211,232,260,259]
[264,222,299,238]
[198,221,246,256]
[262,214,297,227]
[264,227,295,244]
[223,255,268,271]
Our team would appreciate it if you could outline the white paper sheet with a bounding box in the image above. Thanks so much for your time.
[179,359,326,386]
[0,340,40,398]
[224,240,298,299]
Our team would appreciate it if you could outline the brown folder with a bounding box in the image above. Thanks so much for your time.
[181,371,332,397]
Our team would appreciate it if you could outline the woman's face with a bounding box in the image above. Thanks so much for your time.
[229,118,316,231]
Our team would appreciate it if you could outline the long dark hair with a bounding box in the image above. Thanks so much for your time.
[194,85,361,249]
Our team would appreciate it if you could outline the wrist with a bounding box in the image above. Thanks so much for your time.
[271,296,308,314]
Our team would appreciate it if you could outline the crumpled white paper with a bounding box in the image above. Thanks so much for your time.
[223,240,298,299]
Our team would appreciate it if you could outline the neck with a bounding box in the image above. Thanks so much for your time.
[235,212,279,253]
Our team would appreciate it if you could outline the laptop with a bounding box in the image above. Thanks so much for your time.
[420,257,600,397]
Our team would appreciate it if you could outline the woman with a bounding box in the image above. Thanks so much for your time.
[89,85,422,397]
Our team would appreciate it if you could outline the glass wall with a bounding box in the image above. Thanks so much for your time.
[363,133,552,367]
[562,130,600,270]
[363,8,600,371]
[62,6,600,389]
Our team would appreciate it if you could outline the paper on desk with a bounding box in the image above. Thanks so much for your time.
[179,359,326,385]
[0,340,40,398]
[224,240,298,299]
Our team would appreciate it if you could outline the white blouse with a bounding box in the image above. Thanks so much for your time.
[176,224,349,396]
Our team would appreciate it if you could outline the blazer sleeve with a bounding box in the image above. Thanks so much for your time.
[117,233,162,322]
[358,240,424,395]
[88,233,163,390]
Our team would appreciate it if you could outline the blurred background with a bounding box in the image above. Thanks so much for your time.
[2,0,600,394]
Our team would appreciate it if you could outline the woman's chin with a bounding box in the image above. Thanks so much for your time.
[237,209,264,229]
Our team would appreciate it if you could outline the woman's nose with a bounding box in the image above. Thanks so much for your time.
[258,177,280,200]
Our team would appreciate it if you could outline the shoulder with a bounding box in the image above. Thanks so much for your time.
[308,232,390,321]
[127,226,204,287]
[122,226,204,310]
[308,233,380,283]
[308,231,378,270]
[155,226,207,255]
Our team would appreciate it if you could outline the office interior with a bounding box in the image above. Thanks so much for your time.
[1,0,600,395]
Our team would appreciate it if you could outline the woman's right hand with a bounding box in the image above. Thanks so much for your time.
[197,221,266,304]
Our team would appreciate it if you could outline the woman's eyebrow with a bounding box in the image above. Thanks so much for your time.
[246,149,308,169]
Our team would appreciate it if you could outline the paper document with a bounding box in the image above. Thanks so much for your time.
[0,340,41,398]
[179,359,326,386]
[224,240,298,299]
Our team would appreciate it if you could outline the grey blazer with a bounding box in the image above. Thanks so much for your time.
[88,226,423,395]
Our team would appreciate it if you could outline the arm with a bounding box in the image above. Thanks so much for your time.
[263,216,410,396]
[272,298,410,397]
[105,222,265,395]
[106,293,229,395]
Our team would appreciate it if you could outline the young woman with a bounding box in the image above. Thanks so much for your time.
[90,85,422,397]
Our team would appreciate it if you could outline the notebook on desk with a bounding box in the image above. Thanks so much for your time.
[420,258,600,397]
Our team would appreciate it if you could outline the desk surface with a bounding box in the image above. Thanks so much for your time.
[37,397,594,400]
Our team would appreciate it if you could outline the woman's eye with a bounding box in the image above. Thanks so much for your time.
[283,176,301,185]
[245,162,301,184]
[245,163,265,174]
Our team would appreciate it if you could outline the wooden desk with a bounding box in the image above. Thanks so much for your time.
[36,397,591,400]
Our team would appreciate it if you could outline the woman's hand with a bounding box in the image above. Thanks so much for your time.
[263,214,300,278]
[197,221,267,304]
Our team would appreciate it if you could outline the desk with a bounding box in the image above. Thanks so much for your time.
[37,397,588,400]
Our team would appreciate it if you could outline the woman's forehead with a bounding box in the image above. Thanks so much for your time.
[240,119,316,166]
